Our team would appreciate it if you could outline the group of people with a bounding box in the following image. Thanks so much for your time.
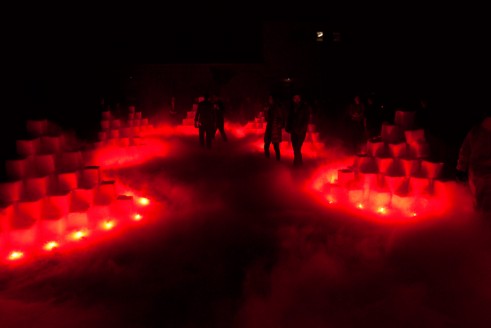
[263,92,312,167]
[193,91,313,167]
[193,90,490,213]
[193,93,228,149]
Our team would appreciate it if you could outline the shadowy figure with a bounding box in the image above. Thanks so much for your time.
[285,93,311,167]
[364,93,383,139]
[169,96,177,115]
[263,94,285,161]
[456,108,491,213]
[344,94,367,153]
[194,93,216,149]
[212,94,228,142]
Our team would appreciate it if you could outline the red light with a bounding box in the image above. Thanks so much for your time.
[8,251,24,261]
[138,197,150,206]
[356,203,364,209]
[101,220,116,230]
[70,229,88,241]
[43,241,59,251]
[133,213,143,221]
[377,207,387,214]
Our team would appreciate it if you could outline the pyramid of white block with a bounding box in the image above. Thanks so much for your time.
[0,117,138,251]
[332,110,446,206]
[97,105,153,148]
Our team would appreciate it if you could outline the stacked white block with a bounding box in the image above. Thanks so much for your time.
[333,109,445,210]
[98,107,153,147]
[0,118,133,249]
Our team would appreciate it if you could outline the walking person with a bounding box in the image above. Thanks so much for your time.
[212,94,228,142]
[285,92,311,167]
[456,108,491,213]
[263,94,285,161]
[194,93,215,149]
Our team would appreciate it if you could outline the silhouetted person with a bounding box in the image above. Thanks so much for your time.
[364,94,383,139]
[264,94,285,160]
[169,96,177,115]
[414,97,431,129]
[286,93,311,167]
[456,109,491,213]
[344,94,366,153]
[212,94,227,142]
[194,93,215,149]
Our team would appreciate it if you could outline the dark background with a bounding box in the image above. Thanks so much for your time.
[2,14,488,158]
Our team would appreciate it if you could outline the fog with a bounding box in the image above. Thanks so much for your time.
[1,120,490,328]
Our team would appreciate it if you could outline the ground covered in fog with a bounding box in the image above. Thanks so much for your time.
[1,122,490,328]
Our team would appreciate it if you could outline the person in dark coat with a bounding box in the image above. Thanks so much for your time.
[212,94,228,142]
[285,93,311,167]
[344,94,367,153]
[264,94,285,160]
[456,108,491,213]
[364,94,383,139]
[194,93,216,149]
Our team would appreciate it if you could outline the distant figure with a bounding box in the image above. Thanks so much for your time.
[194,93,215,149]
[212,94,228,142]
[263,94,285,160]
[364,94,383,139]
[169,96,177,114]
[456,109,491,213]
[414,97,431,129]
[344,94,367,153]
[285,93,311,167]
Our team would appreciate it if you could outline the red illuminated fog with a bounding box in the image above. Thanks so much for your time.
[0,106,490,328]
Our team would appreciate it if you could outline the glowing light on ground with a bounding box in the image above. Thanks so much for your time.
[43,241,60,251]
[92,138,170,168]
[138,197,150,206]
[376,207,388,214]
[101,219,116,231]
[8,251,24,261]
[70,229,89,241]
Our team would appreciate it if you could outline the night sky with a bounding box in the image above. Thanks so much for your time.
[2,14,488,150]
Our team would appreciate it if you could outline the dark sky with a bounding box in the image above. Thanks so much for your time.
[2,14,488,136]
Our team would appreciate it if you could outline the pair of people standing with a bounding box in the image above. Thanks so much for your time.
[264,92,311,167]
[194,93,228,149]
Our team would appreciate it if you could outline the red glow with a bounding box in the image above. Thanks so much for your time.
[101,219,116,231]
[138,197,150,206]
[326,195,335,204]
[43,241,59,251]
[376,207,388,214]
[70,229,89,241]
[8,251,24,261]
[0,111,477,270]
